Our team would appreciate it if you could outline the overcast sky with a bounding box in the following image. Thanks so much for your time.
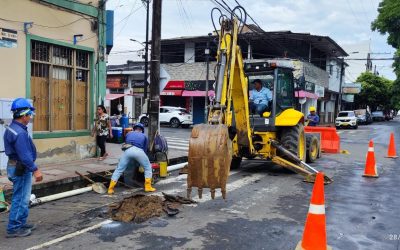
[106,0,396,81]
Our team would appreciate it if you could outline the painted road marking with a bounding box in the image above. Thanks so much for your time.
[27,220,113,250]
[166,137,189,151]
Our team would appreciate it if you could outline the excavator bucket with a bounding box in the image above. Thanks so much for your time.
[187,124,232,199]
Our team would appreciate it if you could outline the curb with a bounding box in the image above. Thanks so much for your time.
[3,156,188,199]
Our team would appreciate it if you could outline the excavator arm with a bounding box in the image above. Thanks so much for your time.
[208,17,253,155]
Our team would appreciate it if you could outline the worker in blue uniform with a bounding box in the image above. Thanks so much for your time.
[107,123,156,194]
[249,79,272,115]
[307,106,320,126]
[4,98,43,238]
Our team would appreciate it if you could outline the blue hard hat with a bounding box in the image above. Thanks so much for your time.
[11,98,35,112]
[11,98,35,117]
[133,123,145,133]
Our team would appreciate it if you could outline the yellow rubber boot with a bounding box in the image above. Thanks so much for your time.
[144,178,156,192]
[108,180,117,195]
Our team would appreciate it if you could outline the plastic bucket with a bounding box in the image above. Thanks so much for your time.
[159,161,168,177]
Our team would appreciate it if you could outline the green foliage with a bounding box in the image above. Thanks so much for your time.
[371,0,400,110]
[371,0,400,49]
[354,72,394,111]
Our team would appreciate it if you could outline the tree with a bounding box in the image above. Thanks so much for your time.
[371,0,400,49]
[354,72,393,112]
[371,0,400,110]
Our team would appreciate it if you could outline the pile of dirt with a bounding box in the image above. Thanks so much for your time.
[109,193,196,223]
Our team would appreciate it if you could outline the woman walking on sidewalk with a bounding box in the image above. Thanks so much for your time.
[92,105,113,161]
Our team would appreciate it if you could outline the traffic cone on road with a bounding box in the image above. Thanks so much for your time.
[386,133,398,159]
[296,172,332,250]
[363,140,379,178]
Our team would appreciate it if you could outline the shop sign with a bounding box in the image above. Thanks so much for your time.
[314,85,325,98]
[132,81,145,88]
[184,80,215,91]
[342,83,361,94]
[305,81,315,92]
[0,28,17,48]
[107,75,128,89]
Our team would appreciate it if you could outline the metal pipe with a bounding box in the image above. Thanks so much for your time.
[167,162,187,172]
[30,186,93,206]
[215,52,227,104]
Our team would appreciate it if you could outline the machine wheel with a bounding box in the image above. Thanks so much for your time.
[306,135,319,163]
[230,157,242,170]
[279,123,306,162]
[170,118,180,128]
[140,117,149,127]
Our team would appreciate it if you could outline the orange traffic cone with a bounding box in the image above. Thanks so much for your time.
[296,172,332,250]
[386,133,398,158]
[363,140,378,178]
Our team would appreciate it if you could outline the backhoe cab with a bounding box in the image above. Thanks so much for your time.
[187,16,331,200]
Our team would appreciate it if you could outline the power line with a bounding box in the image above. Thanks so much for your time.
[210,0,304,60]
[0,17,90,29]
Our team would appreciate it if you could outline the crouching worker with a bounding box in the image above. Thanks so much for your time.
[108,123,156,194]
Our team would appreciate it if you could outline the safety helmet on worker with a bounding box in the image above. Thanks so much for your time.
[11,98,35,117]
[309,106,316,112]
[133,123,145,133]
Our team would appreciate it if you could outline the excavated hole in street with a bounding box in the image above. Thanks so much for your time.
[109,193,196,223]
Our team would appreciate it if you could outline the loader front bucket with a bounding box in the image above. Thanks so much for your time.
[187,124,232,199]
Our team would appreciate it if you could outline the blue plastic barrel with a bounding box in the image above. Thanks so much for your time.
[120,114,129,129]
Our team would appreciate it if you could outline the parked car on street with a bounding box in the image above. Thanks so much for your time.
[335,111,358,129]
[371,111,385,122]
[354,109,373,125]
[138,106,193,128]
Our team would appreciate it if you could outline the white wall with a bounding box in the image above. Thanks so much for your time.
[326,59,342,93]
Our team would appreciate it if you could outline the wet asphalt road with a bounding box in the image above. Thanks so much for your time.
[1,118,400,249]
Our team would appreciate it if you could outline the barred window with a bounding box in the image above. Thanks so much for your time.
[30,40,90,132]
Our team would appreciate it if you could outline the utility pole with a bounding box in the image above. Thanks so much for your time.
[338,58,345,113]
[148,0,162,149]
[143,0,150,101]
[204,33,211,123]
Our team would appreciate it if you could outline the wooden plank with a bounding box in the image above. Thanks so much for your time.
[31,76,49,131]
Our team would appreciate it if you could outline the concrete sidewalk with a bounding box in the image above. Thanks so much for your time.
[0,143,187,194]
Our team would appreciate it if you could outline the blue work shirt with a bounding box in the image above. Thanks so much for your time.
[250,87,272,105]
[125,131,148,152]
[307,113,320,126]
[4,120,38,172]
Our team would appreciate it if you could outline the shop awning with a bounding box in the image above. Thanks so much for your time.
[182,90,215,97]
[295,90,319,99]
[160,90,183,96]
[106,93,127,100]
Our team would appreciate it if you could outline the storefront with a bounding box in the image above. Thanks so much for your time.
[160,80,187,109]
[106,75,129,115]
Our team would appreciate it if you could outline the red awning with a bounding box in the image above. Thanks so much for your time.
[165,80,185,89]
[295,90,319,99]
[106,93,127,100]
[160,90,183,96]
[182,90,215,97]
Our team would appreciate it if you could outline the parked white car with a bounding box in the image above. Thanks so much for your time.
[138,106,193,128]
[335,111,358,129]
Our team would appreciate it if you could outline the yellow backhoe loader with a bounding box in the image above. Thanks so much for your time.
[187,15,332,200]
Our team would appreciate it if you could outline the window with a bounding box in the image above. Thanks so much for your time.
[336,67,340,79]
[30,40,91,132]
